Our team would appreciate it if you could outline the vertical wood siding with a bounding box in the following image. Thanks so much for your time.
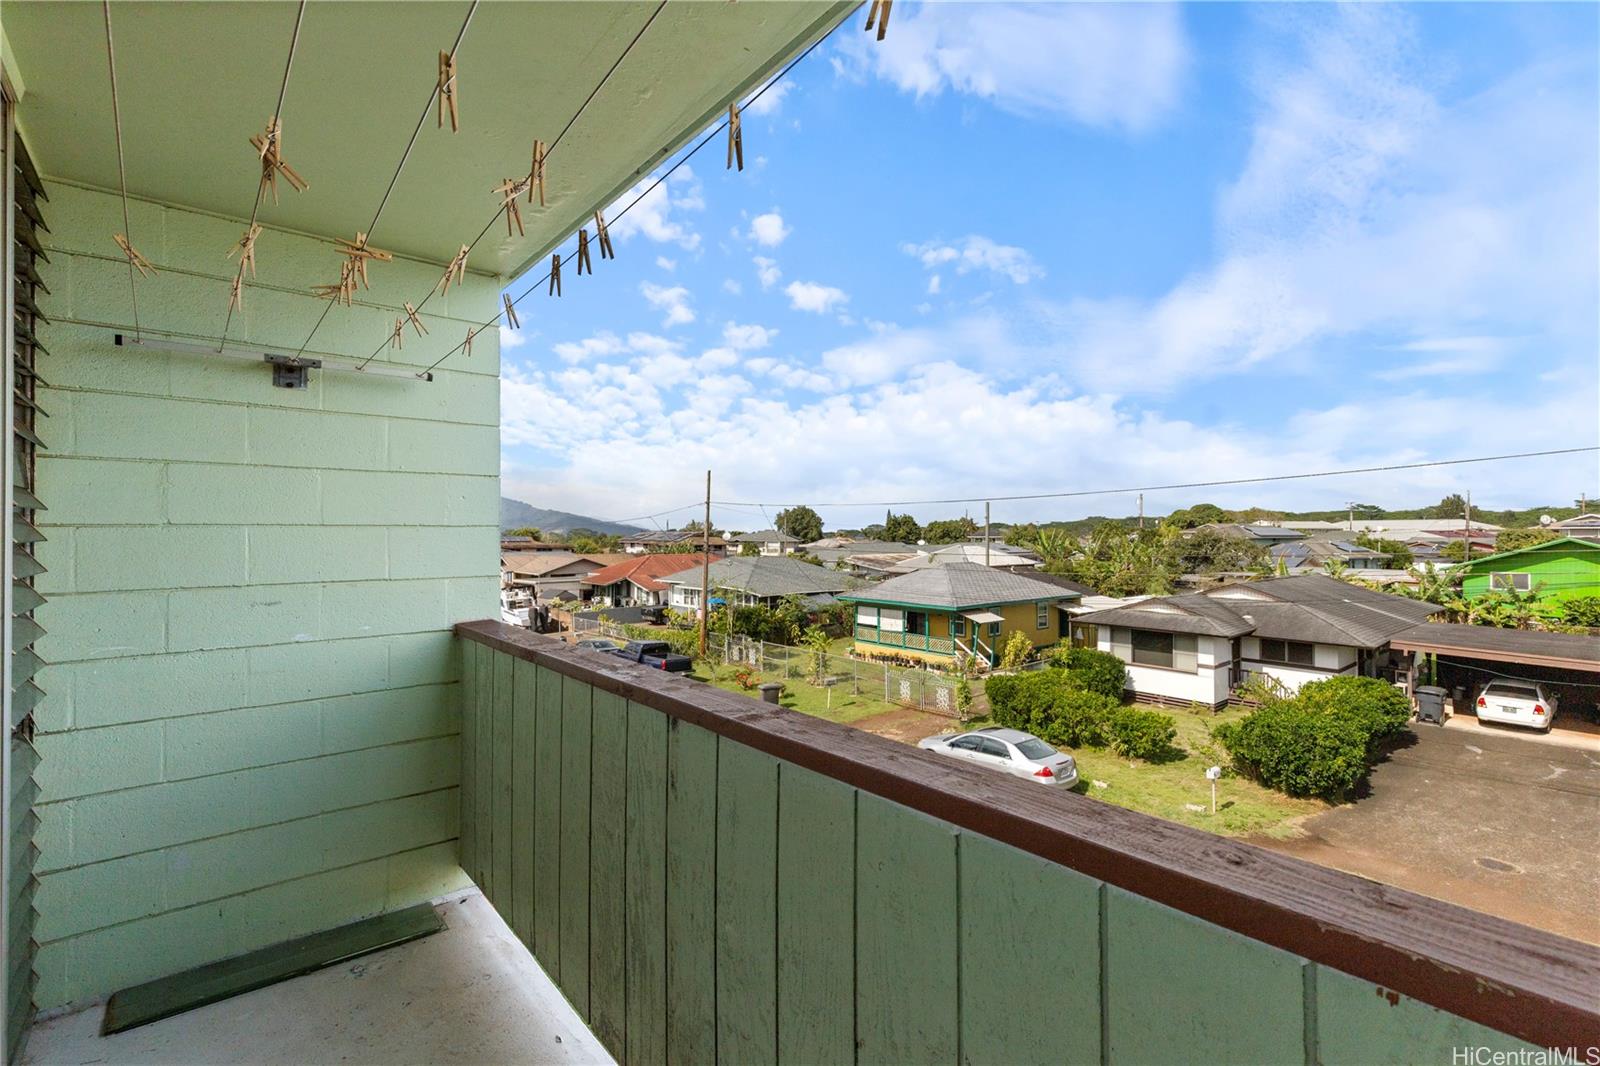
[462,644,1546,1065]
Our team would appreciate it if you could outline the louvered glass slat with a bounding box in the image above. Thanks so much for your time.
[12,484,44,511]
[11,615,45,648]
[13,423,44,448]
[12,390,48,417]
[11,681,44,718]
[11,549,44,579]
[12,583,45,614]
[12,515,44,544]
[12,647,44,687]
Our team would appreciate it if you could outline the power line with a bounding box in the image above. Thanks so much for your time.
[356,0,669,370]
[709,447,1600,509]
[293,0,481,359]
[417,15,840,379]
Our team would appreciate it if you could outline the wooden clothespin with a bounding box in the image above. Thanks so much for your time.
[865,0,892,40]
[333,232,393,291]
[113,233,157,277]
[548,253,562,297]
[529,140,547,207]
[311,259,358,305]
[495,179,527,238]
[389,317,405,350]
[463,325,478,358]
[250,117,308,204]
[576,229,593,275]
[437,244,469,296]
[726,103,743,171]
[404,302,429,337]
[438,51,460,132]
[594,211,615,260]
[229,223,262,279]
[227,272,245,313]
[502,293,520,330]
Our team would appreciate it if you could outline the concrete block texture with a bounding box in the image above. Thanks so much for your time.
[29,181,500,1009]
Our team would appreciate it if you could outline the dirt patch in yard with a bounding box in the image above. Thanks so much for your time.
[852,705,957,745]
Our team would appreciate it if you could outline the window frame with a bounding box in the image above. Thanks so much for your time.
[1490,572,1530,592]
[1036,602,1049,629]
[1258,638,1316,667]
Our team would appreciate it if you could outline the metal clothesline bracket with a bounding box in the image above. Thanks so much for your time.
[113,333,433,388]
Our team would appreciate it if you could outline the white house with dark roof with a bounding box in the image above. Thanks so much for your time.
[728,529,801,556]
[661,555,851,615]
[1071,574,1442,708]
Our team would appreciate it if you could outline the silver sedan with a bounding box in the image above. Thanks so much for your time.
[918,727,1079,787]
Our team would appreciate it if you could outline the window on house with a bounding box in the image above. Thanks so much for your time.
[988,622,1001,638]
[1036,603,1049,629]
[1130,630,1198,672]
[856,607,879,629]
[1259,639,1315,666]
[951,618,966,637]
[1490,572,1530,592]
[907,611,927,636]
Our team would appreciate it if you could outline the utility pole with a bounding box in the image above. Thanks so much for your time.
[1346,501,1355,533]
[698,470,711,657]
[1138,493,1144,531]
[1463,489,1472,562]
[972,502,985,569]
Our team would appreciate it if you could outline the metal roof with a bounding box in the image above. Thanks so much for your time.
[1390,623,1600,673]
[660,556,850,597]
[843,562,1079,610]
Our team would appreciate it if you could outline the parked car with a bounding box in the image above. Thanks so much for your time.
[607,640,694,673]
[917,727,1079,787]
[574,638,620,652]
[1475,678,1559,732]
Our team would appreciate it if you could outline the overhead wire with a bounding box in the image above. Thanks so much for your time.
[355,0,669,370]
[219,0,308,347]
[416,16,841,379]
[292,0,481,359]
[101,0,142,340]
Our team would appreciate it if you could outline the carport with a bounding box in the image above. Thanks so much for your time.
[1390,623,1600,729]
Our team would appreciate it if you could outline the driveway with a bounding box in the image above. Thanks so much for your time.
[1258,725,1600,945]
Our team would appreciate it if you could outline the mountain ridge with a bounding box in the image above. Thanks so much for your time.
[500,497,644,536]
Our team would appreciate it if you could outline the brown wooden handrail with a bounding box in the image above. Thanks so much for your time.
[457,619,1600,1050]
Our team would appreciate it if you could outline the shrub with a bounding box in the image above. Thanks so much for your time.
[985,670,1118,749]
[1558,595,1600,629]
[1295,676,1412,751]
[1052,646,1128,701]
[1106,707,1178,761]
[998,631,1034,671]
[1214,702,1370,799]
[619,623,699,658]
[732,667,759,691]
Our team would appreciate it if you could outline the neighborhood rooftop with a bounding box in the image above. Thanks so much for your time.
[663,554,852,597]
[844,561,1082,609]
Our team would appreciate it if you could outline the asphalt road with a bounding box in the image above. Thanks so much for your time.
[1259,723,1600,945]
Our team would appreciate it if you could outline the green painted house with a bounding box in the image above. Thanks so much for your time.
[1458,537,1600,603]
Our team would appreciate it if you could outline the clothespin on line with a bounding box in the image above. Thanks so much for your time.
[464,325,478,358]
[229,223,262,279]
[438,51,459,132]
[496,179,527,238]
[502,293,520,330]
[250,117,308,204]
[404,302,430,337]
[529,140,547,207]
[726,103,743,171]
[113,233,156,278]
[548,253,562,297]
[227,273,245,314]
[594,211,615,260]
[865,0,892,41]
[333,231,394,291]
[575,229,593,276]
[311,259,357,305]
[437,244,470,296]
[389,317,405,350]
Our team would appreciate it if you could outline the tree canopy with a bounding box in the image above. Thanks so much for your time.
[884,512,922,544]
[923,516,979,543]
[774,505,824,544]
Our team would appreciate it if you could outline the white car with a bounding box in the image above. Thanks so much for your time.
[918,727,1079,787]
[1475,678,1559,732]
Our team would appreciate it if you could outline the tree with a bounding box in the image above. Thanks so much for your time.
[504,526,541,539]
[1427,494,1467,519]
[1032,527,1077,573]
[884,512,922,544]
[1353,533,1412,568]
[1439,540,1468,562]
[1063,524,1175,597]
[1171,528,1268,574]
[775,505,823,544]
[1164,503,1229,529]
[739,542,760,557]
[1350,503,1385,519]
[1494,527,1559,552]
[998,631,1034,671]
[923,516,979,543]
[569,531,621,553]
[681,519,705,533]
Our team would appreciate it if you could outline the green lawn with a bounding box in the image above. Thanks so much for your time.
[694,665,904,725]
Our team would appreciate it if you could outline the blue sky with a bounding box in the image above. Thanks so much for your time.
[499,2,1599,531]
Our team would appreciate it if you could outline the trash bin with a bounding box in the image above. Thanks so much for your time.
[758,682,783,706]
[1415,685,1446,724]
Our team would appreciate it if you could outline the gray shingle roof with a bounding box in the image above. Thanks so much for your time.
[1072,594,1256,637]
[729,529,799,544]
[842,562,1079,609]
[661,556,849,597]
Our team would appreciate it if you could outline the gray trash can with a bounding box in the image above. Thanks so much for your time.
[1415,685,1446,724]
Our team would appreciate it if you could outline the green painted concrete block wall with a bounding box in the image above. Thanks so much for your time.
[29,180,500,1009]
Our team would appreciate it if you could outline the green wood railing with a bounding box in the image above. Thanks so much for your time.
[855,627,956,655]
[457,621,1598,1064]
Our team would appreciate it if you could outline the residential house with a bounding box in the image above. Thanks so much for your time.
[1457,537,1600,604]
[801,538,919,565]
[843,563,1081,666]
[661,555,851,615]
[501,551,629,601]
[620,529,728,555]
[1071,574,1441,707]
[1191,522,1308,546]
[499,537,572,553]
[729,528,800,556]
[581,553,710,608]
[1289,518,1503,536]
[1269,537,1391,571]
[1551,513,1600,539]
[888,541,1044,573]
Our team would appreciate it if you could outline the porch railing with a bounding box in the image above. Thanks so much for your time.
[854,627,956,656]
[456,620,1598,1064]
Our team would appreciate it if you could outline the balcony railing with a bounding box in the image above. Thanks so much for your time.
[855,627,956,656]
[456,620,1599,1063]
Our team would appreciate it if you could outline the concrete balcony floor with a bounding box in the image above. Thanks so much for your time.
[21,891,613,1066]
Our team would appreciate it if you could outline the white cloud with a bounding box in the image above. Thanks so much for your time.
[722,322,778,351]
[606,166,705,251]
[834,3,1189,132]
[753,256,782,290]
[722,279,743,296]
[551,330,682,365]
[785,280,849,315]
[747,211,791,247]
[655,256,677,272]
[926,275,941,295]
[639,283,695,328]
[744,78,793,118]
[903,236,1043,284]
[499,326,527,349]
